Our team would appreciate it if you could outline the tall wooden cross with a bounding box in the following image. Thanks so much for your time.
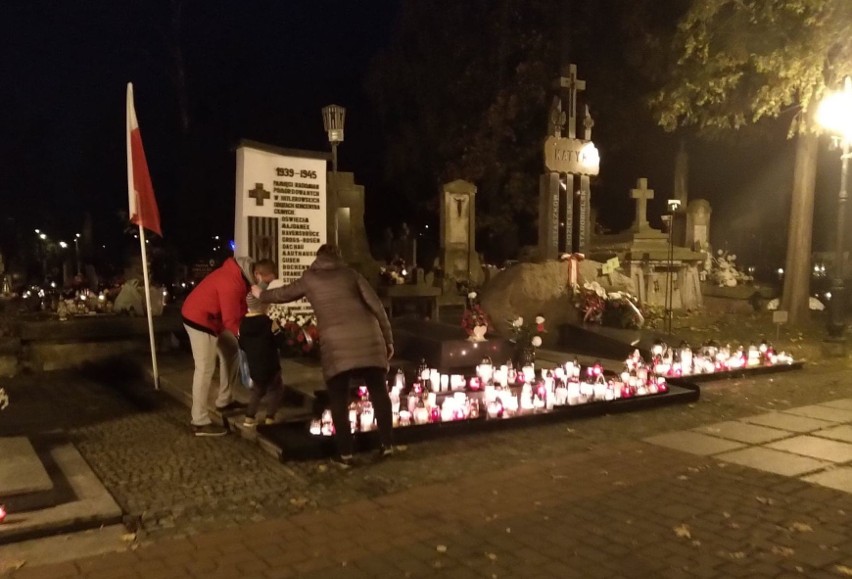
[630,178,654,232]
[554,64,585,139]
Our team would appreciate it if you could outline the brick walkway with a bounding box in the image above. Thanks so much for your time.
[8,440,852,578]
[3,356,852,577]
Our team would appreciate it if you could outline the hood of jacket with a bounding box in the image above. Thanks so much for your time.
[309,253,344,271]
[234,256,255,283]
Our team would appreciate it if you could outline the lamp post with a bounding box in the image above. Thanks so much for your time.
[321,104,346,246]
[817,76,852,339]
[73,233,81,276]
[663,199,681,334]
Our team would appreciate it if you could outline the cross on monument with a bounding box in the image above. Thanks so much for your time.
[248,183,270,206]
[630,178,654,232]
[554,64,585,139]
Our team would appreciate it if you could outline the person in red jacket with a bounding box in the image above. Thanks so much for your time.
[181,257,274,436]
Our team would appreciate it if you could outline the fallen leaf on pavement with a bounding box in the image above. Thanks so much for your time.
[121,533,136,542]
[835,565,852,576]
[485,552,498,561]
[787,522,813,533]
[290,497,308,507]
[673,524,691,539]
[771,546,795,557]
[756,496,775,506]
[436,545,447,553]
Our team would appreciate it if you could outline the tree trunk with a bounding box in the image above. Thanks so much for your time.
[781,131,818,324]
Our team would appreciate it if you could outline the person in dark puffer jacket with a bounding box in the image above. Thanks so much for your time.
[252,244,396,466]
[239,289,287,427]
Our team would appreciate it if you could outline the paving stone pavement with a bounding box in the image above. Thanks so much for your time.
[2,353,852,577]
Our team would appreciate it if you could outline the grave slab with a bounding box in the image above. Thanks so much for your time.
[818,399,852,411]
[715,447,831,477]
[693,421,791,445]
[393,319,513,371]
[740,412,835,433]
[813,425,852,444]
[0,437,52,497]
[801,467,852,494]
[642,431,745,456]
[0,439,123,544]
[782,405,852,423]
[558,323,682,360]
[765,435,852,463]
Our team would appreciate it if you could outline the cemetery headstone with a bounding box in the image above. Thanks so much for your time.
[686,199,712,252]
[440,179,483,286]
[539,64,598,260]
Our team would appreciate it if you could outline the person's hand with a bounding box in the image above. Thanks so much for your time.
[250,285,263,299]
[386,343,394,361]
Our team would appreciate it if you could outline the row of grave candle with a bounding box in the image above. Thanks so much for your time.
[309,361,669,436]
[643,340,794,378]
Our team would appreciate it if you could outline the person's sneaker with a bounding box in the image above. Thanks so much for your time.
[215,401,247,413]
[379,444,407,458]
[242,417,258,428]
[192,424,228,437]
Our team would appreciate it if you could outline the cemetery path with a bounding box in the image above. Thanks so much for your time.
[2,353,852,577]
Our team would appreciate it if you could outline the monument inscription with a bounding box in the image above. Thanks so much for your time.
[235,141,327,318]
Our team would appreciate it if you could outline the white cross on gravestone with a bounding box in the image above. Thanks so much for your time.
[554,64,585,139]
[631,178,654,232]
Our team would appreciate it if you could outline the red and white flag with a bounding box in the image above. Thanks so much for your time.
[126,83,162,237]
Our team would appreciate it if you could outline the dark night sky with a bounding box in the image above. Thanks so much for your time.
[0,1,843,274]
[0,0,400,257]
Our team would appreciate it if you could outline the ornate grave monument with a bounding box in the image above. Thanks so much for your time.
[590,178,705,310]
[539,64,600,260]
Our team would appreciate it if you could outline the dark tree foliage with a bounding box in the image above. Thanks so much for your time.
[366,0,689,261]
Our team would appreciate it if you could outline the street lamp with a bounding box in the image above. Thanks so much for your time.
[74,233,81,276]
[817,76,852,339]
[663,198,682,334]
[322,104,346,246]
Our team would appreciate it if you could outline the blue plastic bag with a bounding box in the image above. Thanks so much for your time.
[238,349,254,389]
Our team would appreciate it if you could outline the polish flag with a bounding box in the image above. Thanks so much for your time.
[126,83,162,236]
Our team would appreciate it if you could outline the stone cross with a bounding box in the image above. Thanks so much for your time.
[554,64,585,139]
[248,183,270,206]
[630,178,654,232]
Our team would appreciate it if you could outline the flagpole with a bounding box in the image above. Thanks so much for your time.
[138,222,160,390]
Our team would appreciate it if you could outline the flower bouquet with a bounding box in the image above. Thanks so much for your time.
[268,306,320,357]
[573,281,643,329]
[461,291,491,341]
[508,314,546,365]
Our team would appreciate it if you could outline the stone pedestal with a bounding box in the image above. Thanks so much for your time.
[330,171,381,284]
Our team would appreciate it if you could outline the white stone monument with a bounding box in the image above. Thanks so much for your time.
[234,140,327,318]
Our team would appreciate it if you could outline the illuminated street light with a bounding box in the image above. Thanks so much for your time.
[322,104,346,246]
[59,241,68,249]
[817,76,852,339]
[73,233,81,275]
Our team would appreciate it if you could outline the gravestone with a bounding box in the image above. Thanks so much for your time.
[330,170,381,283]
[440,179,483,286]
[589,178,705,310]
[539,64,599,260]
[686,199,712,252]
